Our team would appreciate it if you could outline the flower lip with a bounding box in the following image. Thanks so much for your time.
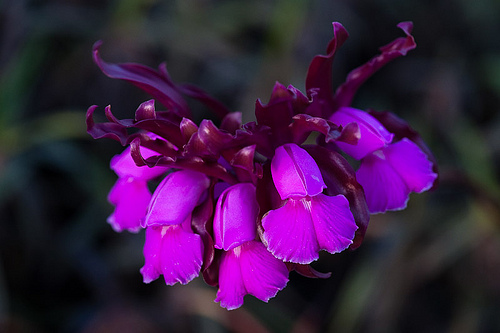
[215,240,289,310]
[271,143,326,200]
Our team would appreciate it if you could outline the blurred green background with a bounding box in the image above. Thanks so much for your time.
[1,0,499,332]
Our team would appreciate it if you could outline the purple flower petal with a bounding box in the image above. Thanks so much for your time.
[271,143,326,199]
[262,194,357,263]
[159,221,204,285]
[367,110,439,183]
[107,177,152,233]
[304,145,370,250]
[140,226,163,283]
[110,146,169,180]
[330,107,393,160]
[144,170,210,226]
[238,241,289,301]
[140,219,204,285]
[213,183,259,251]
[357,152,409,213]
[383,138,437,193]
[214,246,245,310]
[262,199,320,264]
[310,194,357,253]
[215,240,288,310]
[356,138,437,213]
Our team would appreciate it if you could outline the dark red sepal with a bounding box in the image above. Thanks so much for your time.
[191,182,218,286]
[305,22,349,112]
[332,22,416,111]
[290,114,360,145]
[286,263,332,279]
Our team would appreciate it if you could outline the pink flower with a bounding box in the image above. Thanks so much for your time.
[356,138,437,213]
[331,107,437,213]
[262,143,358,264]
[213,183,289,310]
[107,145,169,232]
[140,217,204,285]
[215,240,289,310]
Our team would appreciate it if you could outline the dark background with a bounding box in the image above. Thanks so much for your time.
[1,0,499,332]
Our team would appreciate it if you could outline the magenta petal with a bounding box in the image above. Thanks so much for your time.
[140,226,163,283]
[310,194,357,253]
[159,222,204,285]
[271,143,326,200]
[107,177,152,232]
[140,220,204,286]
[356,150,411,213]
[144,170,210,226]
[330,107,393,160]
[383,138,438,193]
[215,241,289,310]
[214,247,246,310]
[357,138,437,213]
[262,199,320,264]
[238,241,289,301]
[213,183,258,251]
[110,146,169,180]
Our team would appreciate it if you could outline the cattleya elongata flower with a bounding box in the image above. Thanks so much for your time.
[330,107,437,213]
[87,21,438,310]
[107,143,170,232]
[213,183,289,309]
[262,143,358,264]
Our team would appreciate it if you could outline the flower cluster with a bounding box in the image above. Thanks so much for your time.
[87,22,437,310]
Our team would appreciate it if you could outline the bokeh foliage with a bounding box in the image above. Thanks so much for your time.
[0,0,499,332]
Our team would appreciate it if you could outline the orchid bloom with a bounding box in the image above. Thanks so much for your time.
[331,107,438,213]
[262,144,358,264]
[87,21,438,310]
[140,170,209,285]
[107,145,169,232]
[213,183,288,310]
